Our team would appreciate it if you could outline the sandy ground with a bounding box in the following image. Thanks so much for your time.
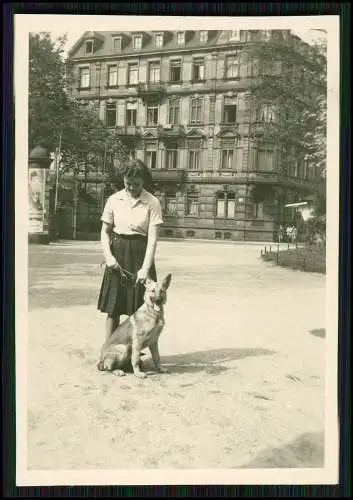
[27,240,326,470]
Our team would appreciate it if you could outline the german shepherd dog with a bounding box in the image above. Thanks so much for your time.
[97,273,172,378]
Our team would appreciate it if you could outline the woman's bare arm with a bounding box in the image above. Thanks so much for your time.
[142,224,159,274]
[101,222,116,267]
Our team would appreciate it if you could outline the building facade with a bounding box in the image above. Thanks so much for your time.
[66,29,322,241]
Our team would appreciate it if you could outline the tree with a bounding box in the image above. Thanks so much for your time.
[29,32,132,174]
[28,32,70,151]
[245,30,327,179]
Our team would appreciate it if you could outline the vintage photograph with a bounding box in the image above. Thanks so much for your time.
[15,15,339,486]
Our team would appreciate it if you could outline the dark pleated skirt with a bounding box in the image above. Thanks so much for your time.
[97,233,157,317]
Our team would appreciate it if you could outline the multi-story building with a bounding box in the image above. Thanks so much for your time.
[66,29,323,241]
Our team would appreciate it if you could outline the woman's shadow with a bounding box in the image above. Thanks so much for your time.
[143,347,276,375]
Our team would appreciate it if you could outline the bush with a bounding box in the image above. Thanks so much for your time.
[304,215,326,245]
[261,244,326,274]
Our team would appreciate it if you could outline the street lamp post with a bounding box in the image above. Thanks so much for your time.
[237,196,245,240]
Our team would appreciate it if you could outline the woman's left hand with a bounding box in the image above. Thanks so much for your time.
[136,267,149,285]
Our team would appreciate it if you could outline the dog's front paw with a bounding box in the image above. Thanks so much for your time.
[113,369,126,377]
[156,366,169,374]
[134,371,147,379]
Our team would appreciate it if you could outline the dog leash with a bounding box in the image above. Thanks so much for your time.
[100,260,138,286]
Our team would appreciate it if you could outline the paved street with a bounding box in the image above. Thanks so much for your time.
[27,239,326,470]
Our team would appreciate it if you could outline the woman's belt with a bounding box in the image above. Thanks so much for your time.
[112,232,147,240]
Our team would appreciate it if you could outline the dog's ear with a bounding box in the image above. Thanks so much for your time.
[161,273,172,291]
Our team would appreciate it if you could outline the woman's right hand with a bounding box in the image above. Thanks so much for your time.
[106,255,118,269]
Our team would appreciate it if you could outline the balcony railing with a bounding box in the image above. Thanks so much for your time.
[185,170,319,191]
[158,124,186,138]
[151,169,185,183]
[137,82,167,95]
[249,121,280,137]
[116,125,141,137]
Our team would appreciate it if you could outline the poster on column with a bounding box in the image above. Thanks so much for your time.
[28,168,46,234]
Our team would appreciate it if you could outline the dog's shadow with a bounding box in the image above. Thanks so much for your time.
[141,347,276,375]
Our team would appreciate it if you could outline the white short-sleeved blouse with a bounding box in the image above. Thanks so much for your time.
[101,188,164,236]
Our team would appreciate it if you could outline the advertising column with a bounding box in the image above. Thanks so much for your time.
[28,146,51,243]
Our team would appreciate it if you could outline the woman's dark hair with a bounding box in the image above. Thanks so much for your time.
[120,159,154,192]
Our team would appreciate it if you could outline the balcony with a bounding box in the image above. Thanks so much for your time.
[249,121,280,137]
[116,125,141,137]
[151,169,185,183]
[137,82,167,101]
[158,124,186,139]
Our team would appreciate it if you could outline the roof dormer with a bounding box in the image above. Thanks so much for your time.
[154,32,165,48]
[82,31,104,55]
[229,30,241,42]
[131,32,152,50]
[175,30,195,46]
[110,32,132,50]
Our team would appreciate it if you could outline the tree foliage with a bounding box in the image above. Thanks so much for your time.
[245,31,327,177]
[29,32,131,181]
[29,32,70,151]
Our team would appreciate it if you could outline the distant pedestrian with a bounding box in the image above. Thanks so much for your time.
[278,225,284,242]
[97,159,164,340]
[291,226,298,244]
[286,225,293,242]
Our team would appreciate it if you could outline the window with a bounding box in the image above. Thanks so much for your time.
[297,159,303,179]
[227,193,235,218]
[258,104,277,122]
[257,148,274,171]
[145,144,157,169]
[79,67,90,88]
[170,60,182,82]
[273,61,282,75]
[127,147,136,159]
[221,149,234,169]
[133,35,142,50]
[216,192,225,217]
[128,64,138,85]
[190,97,203,124]
[186,193,199,216]
[165,193,177,215]
[188,141,201,170]
[193,58,205,81]
[113,37,122,50]
[260,60,274,76]
[147,104,159,126]
[223,97,237,123]
[177,32,185,45]
[149,62,160,83]
[106,102,116,128]
[168,98,180,124]
[166,149,178,169]
[107,65,118,87]
[290,159,299,177]
[126,102,137,126]
[216,192,235,218]
[225,54,240,78]
[200,30,208,43]
[155,33,164,48]
[230,30,240,41]
[253,202,264,219]
[85,40,94,54]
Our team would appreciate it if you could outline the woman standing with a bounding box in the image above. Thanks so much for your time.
[97,159,164,340]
